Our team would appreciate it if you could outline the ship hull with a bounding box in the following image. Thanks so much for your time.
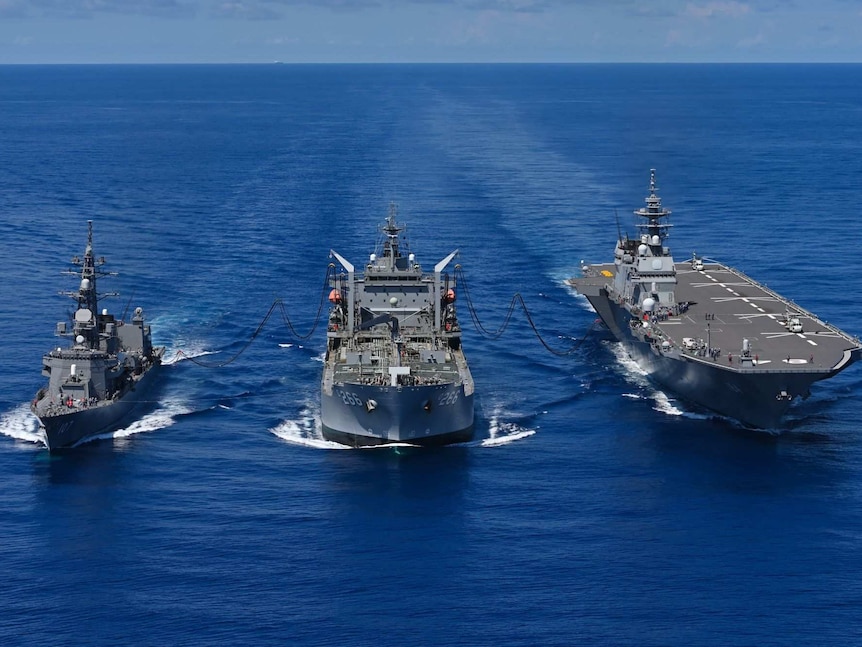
[33,364,162,451]
[321,381,474,446]
[585,291,840,428]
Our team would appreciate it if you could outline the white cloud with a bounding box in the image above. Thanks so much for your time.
[685,1,750,19]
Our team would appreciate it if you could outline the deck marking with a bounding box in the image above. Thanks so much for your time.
[712,296,777,303]
[806,339,818,346]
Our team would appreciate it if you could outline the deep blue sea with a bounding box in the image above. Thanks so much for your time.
[2,64,862,646]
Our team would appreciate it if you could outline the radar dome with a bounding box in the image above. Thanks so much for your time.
[642,297,656,312]
[638,244,648,256]
[75,335,85,344]
[74,308,92,323]
[389,297,398,306]
[80,278,90,290]
[651,235,661,246]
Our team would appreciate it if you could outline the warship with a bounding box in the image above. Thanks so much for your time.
[31,221,165,450]
[321,205,474,446]
[569,170,862,428]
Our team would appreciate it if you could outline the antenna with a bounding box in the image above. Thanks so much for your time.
[121,290,135,321]
[614,208,623,244]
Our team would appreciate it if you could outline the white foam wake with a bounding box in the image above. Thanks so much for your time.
[479,414,536,446]
[607,343,711,421]
[0,404,44,448]
[270,404,349,450]
[163,345,217,365]
[481,426,536,447]
[607,342,650,381]
[73,398,192,447]
[452,405,537,448]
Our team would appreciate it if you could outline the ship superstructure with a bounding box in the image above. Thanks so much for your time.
[321,206,474,446]
[31,222,164,449]
[569,170,861,428]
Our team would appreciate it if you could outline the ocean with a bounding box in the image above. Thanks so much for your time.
[2,64,862,646]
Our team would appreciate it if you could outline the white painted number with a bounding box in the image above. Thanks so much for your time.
[337,390,363,406]
[438,391,460,406]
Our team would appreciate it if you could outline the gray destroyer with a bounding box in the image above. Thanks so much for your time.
[569,170,862,428]
[321,206,474,446]
[31,221,165,450]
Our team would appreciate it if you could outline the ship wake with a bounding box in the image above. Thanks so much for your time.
[270,403,349,450]
[271,401,536,450]
[608,342,712,422]
[477,416,536,447]
[0,404,43,449]
[163,343,217,365]
[74,397,193,447]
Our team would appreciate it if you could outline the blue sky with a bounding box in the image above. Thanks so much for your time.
[1,1,861,63]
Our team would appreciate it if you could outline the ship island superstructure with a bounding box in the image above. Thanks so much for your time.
[569,170,861,428]
[31,221,164,450]
[321,206,474,446]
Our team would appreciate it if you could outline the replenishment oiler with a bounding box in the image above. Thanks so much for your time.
[321,205,474,446]
[31,222,164,450]
[569,170,862,428]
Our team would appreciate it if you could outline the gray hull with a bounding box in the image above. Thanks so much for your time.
[588,294,836,428]
[34,364,162,450]
[321,382,474,446]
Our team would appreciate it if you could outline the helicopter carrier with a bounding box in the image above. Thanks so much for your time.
[569,170,862,428]
[321,206,474,446]
[31,221,164,450]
